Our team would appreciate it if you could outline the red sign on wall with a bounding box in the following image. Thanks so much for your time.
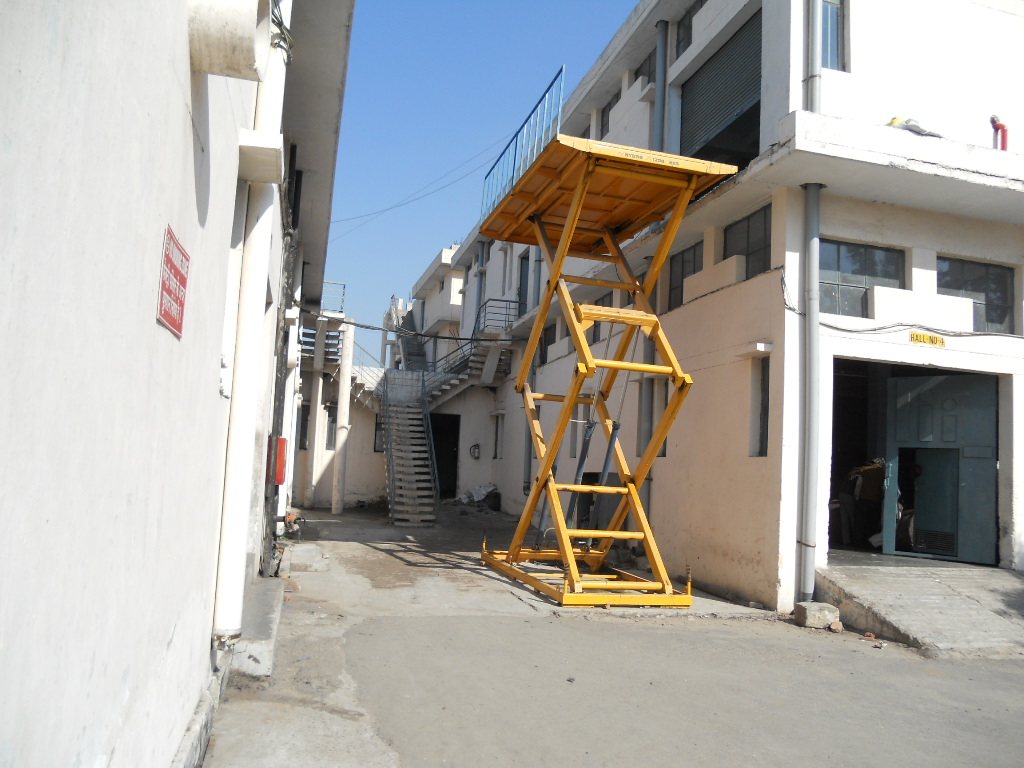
[157,226,190,338]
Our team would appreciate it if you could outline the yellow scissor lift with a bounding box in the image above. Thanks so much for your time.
[480,135,736,607]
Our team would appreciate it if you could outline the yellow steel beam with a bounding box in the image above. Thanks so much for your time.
[515,159,596,392]
[481,136,735,608]
[643,175,697,298]
[506,364,588,561]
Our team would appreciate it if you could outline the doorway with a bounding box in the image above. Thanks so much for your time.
[429,413,460,498]
[829,359,998,565]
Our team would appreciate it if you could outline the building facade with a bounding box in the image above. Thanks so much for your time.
[397,0,1024,612]
[0,1,353,765]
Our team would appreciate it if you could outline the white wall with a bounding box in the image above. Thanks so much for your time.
[820,0,1024,148]
[0,5,256,766]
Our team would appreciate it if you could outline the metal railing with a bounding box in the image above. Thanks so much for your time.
[482,67,564,219]
[420,375,440,507]
[422,299,519,394]
[475,298,520,335]
[353,340,381,368]
[381,371,396,516]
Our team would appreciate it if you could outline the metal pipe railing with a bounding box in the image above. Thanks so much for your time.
[420,374,441,510]
[482,67,564,219]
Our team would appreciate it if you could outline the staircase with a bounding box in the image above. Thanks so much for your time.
[382,370,438,526]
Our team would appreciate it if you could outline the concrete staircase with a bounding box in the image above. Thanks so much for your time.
[424,340,513,405]
[351,365,384,412]
[384,402,437,526]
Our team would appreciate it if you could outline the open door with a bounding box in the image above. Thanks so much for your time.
[883,374,997,564]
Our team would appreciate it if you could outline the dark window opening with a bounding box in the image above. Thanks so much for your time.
[937,256,1015,334]
[600,90,621,138]
[325,404,337,450]
[668,241,703,310]
[587,292,613,344]
[724,205,772,280]
[634,49,657,86]
[756,356,770,457]
[374,415,384,453]
[298,403,310,450]
[819,239,905,318]
[540,323,556,365]
[676,0,708,59]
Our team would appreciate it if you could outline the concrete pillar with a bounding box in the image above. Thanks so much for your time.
[305,370,323,508]
[214,181,274,641]
[331,322,355,514]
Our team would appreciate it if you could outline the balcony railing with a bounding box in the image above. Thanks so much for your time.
[482,67,564,220]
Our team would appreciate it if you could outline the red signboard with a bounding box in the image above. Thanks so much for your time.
[157,226,190,338]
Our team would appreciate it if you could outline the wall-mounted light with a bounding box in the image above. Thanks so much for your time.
[470,444,481,459]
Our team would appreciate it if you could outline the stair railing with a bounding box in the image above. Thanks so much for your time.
[381,371,397,517]
[420,374,441,510]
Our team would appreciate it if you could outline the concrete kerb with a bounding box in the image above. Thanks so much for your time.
[169,648,233,768]
[815,570,920,648]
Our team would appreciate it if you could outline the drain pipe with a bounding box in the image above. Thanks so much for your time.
[653,20,668,151]
[806,0,822,112]
[799,182,824,602]
[476,240,487,318]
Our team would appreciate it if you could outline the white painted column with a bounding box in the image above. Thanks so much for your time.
[214,181,274,640]
[305,371,324,508]
[332,322,355,514]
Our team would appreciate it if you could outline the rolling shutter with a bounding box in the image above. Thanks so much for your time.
[680,10,762,158]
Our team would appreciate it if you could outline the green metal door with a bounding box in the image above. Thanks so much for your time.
[884,374,997,564]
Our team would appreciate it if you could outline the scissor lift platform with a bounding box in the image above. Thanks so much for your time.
[479,135,736,607]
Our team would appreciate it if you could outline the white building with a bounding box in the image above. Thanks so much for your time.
[0,1,353,765]
[395,0,1024,612]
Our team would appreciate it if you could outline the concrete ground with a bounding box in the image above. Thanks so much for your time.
[202,503,1024,767]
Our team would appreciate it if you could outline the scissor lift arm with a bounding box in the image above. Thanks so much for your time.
[480,136,735,607]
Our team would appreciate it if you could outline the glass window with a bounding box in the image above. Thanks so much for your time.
[937,256,1015,333]
[587,292,613,344]
[676,0,707,59]
[724,205,772,279]
[540,323,556,365]
[819,239,905,318]
[822,0,845,71]
[325,405,337,450]
[600,90,620,138]
[668,241,703,310]
[634,49,657,86]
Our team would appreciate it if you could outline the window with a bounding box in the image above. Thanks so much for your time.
[819,239,904,318]
[374,415,385,452]
[822,0,845,71]
[724,205,771,279]
[298,403,310,450]
[754,357,770,457]
[539,323,556,365]
[676,0,707,59]
[325,404,337,450]
[587,292,613,344]
[668,241,704,310]
[937,257,1015,333]
[634,49,657,86]
[492,413,505,460]
[599,90,620,139]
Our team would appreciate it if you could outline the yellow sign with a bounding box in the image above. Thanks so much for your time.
[910,331,945,347]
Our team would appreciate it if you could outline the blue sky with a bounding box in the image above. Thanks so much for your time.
[325,1,634,359]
